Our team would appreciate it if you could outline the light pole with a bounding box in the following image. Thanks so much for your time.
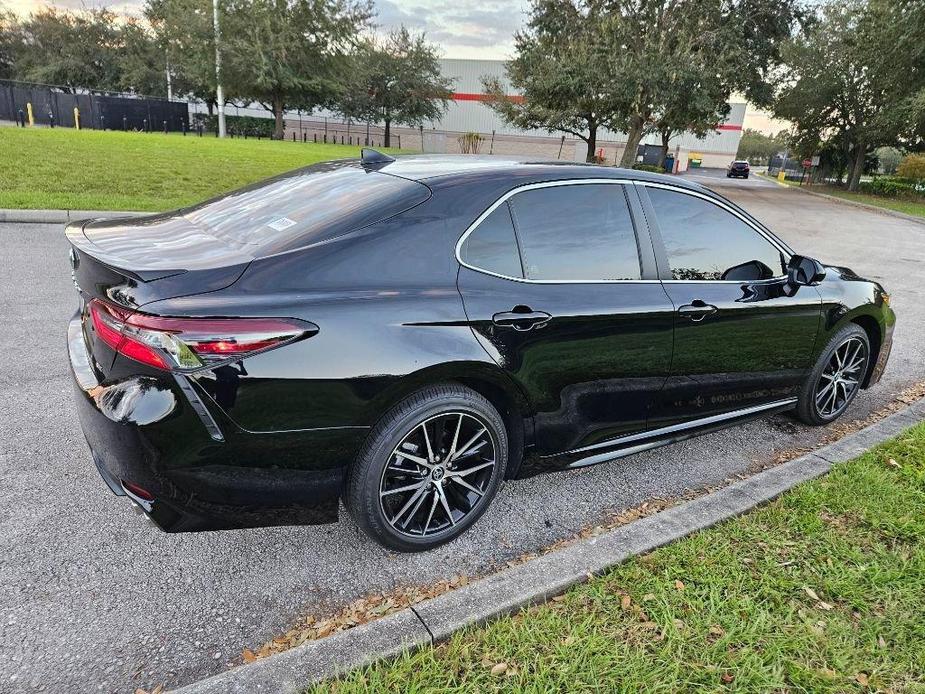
[212,0,226,138]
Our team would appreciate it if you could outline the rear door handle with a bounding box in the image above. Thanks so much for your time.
[492,306,552,331]
[678,300,717,322]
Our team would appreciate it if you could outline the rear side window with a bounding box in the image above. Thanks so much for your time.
[507,184,641,281]
[182,161,431,254]
[460,203,524,278]
[647,187,786,281]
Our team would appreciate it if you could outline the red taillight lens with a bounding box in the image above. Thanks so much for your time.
[88,299,314,372]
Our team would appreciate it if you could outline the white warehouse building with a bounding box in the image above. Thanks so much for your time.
[431,58,746,169]
[278,58,745,169]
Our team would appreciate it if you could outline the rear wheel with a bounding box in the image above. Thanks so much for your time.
[346,384,507,551]
[795,324,870,425]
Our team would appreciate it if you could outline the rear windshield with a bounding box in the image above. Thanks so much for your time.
[182,160,430,254]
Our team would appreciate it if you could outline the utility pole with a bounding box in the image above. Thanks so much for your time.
[212,0,226,138]
[165,49,173,102]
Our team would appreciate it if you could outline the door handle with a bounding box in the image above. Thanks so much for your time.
[492,306,552,331]
[678,300,717,322]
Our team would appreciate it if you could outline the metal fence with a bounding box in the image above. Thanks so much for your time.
[0,79,189,131]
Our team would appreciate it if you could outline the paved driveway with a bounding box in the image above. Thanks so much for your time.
[2,183,923,692]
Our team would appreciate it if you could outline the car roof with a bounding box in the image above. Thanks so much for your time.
[373,154,709,194]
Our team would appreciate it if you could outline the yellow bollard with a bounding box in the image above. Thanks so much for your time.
[777,168,786,183]
[74,106,80,130]
[26,102,34,126]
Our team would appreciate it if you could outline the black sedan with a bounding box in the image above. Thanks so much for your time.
[727,160,751,178]
[66,151,894,551]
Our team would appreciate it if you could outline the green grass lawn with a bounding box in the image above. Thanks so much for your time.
[815,188,925,220]
[0,127,405,212]
[760,172,925,220]
[312,422,925,693]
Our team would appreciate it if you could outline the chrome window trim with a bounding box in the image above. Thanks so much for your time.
[634,180,792,283]
[455,177,792,285]
[454,178,661,284]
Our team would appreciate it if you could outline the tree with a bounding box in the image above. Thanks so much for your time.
[145,0,239,113]
[736,128,789,165]
[482,0,622,163]
[335,27,452,148]
[0,10,17,80]
[9,8,123,92]
[118,18,169,96]
[773,1,895,191]
[223,0,373,139]
[603,0,803,168]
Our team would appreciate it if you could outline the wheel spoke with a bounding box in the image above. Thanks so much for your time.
[422,490,439,534]
[450,475,484,496]
[420,423,435,463]
[395,450,432,469]
[449,460,495,478]
[450,426,487,461]
[447,414,463,460]
[381,481,426,497]
[399,485,430,529]
[390,483,428,526]
[437,485,455,526]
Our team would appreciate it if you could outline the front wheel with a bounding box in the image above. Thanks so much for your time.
[345,384,508,552]
[795,325,870,425]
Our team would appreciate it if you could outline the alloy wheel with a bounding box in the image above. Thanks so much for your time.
[814,336,868,419]
[379,411,497,538]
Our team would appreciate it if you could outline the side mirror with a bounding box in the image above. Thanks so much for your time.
[787,255,826,287]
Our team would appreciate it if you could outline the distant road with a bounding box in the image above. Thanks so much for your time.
[679,166,781,189]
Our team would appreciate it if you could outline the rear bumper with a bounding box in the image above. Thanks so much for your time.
[69,313,364,531]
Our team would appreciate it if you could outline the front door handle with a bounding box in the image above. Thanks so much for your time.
[678,300,718,322]
[492,306,552,331]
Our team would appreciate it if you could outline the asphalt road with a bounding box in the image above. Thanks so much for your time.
[2,179,923,692]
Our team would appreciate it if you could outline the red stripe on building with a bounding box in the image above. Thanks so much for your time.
[451,93,742,132]
[452,92,525,104]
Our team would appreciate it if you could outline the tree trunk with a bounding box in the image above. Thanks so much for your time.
[206,100,214,117]
[619,117,646,168]
[585,123,598,162]
[384,119,391,148]
[847,139,866,192]
[272,95,285,140]
[656,130,670,169]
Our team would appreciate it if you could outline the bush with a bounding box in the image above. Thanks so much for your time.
[190,113,277,138]
[858,176,925,198]
[632,163,664,173]
[897,153,925,181]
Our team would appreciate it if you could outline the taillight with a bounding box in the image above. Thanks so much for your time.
[88,299,315,372]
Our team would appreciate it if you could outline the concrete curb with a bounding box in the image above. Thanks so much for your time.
[172,398,925,694]
[0,208,148,224]
[786,186,925,228]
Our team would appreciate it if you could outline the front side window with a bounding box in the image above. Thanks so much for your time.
[507,184,641,281]
[647,187,786,281]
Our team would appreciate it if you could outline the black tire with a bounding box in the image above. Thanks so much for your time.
[795,324,870,425]
[345,384,508,552]
[743,174,749,179]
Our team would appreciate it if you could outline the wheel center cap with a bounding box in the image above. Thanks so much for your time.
[431,466,445,481]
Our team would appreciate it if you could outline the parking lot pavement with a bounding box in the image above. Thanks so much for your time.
[679,166,782,189]
[2,185,923,692]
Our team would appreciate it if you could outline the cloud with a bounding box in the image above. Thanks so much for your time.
[6,0,528,58]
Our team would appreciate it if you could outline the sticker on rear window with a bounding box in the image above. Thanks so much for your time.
[267,217,297,231]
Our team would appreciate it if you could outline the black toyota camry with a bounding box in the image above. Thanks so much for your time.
[66,151,895,551]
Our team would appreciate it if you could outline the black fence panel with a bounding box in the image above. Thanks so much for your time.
[0,80,189,131]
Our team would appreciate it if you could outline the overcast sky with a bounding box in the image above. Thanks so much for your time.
[4,0,786,132]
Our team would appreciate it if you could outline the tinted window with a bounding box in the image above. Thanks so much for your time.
[647,187,786,281]
[507,184,640,281]
[182,161,430,254]
[460,203,523,278]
